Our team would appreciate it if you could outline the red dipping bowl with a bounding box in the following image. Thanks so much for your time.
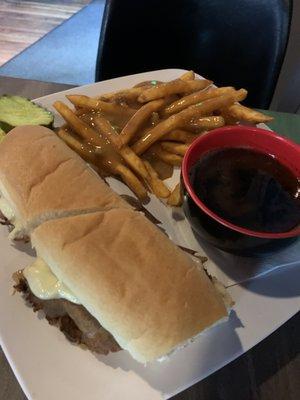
[181,125,300,255]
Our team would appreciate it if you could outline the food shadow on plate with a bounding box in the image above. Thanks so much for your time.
[94,311,243,395]
[0,222,36,257]
[196,232,300,297]
[12,239,36,257]
[239,260,300,298]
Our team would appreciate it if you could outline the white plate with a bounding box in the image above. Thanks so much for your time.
[0,69,299,400]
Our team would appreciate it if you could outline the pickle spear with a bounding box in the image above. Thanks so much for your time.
[0,95,54,132]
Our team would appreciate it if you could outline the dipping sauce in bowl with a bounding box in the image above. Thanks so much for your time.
[189,147,300,233]
[181,125,300,255]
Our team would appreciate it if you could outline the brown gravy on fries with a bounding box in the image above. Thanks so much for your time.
[64,109,124,174]
[133,80,162,88]
[72,105,174,179]
[79,108,128,133]
[54,72,273,202]
[144,153,173,180]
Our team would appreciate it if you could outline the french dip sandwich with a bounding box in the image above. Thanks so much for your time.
[1,126,229,363]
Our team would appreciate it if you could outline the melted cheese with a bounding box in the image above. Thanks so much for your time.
[23,258,80,304]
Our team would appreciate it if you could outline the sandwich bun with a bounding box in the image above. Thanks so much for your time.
[0,125,130,238]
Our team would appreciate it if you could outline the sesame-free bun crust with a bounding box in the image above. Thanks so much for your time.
[0,126,129,234]
[32,209,228,362]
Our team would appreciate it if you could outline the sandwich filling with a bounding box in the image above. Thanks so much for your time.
[15,266,121,355]
[23,258,80,304]
[0,194,24,240]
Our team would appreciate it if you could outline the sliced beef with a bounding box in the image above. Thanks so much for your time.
[0,211,11,226]
[14,278,121,355]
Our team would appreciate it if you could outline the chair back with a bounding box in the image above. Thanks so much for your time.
[96,0,292,108]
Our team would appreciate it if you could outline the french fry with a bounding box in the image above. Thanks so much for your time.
[163,87,234,115]
[133,80,159,88]
[179,70,195,81]
[138,79,212,103]
[167,183,183,206]
[58,129,147,201]
[66,95,135,118]
[157,151,183,166]
[98,86,150,102]
[93,115,122,147]
[144,161,170,198]
[220,108,239,125]
[94,116,149,180]
[114,164,148,201]
[56,123,148,201]
[56,128,97,164]
[160,142,189,156]
[226,104,274,124]
[56,115,147,200]
[150,111,160,125]
[187,116,225,132]
[132,90,247,155]
[53,101,127,174]
[149,144,183,166]
[119,146,149,180]
[119,99,165,147]
[53,101,108,147]
[162,129,197,143]
[54,102,149,200]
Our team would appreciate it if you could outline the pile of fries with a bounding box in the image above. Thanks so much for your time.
[53,71,273,206]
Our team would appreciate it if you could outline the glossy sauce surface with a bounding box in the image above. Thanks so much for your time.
[190,147,300,233]
[67,105,175,179]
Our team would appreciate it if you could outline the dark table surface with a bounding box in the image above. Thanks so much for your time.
[0,76,299,400]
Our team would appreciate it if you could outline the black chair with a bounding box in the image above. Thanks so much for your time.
[96,0,292,109]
